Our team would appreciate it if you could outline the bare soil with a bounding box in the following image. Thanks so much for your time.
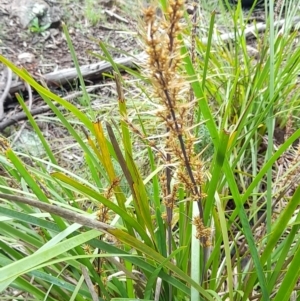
[0,0,141,129]
[0,0,292,164]
[0,0,140,72]
[0,0,145,174]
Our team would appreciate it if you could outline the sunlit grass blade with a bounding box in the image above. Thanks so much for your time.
[108,228,214,301]
[268,217,300,292]
[272,241,300,301]
[92,121,128,209]
[5,149,66,230]
[243,185,300,298]
[0,229,100,290]
[62,23,94,117]
[143,247,185,300]
[179,35,219,146]
[106,122,155,240]
[99,41,122,78]
[204,129,229,224]
[51,172,154,247]
[15,94,57,164]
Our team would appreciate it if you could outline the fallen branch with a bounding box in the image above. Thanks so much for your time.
[0,193,113,232]
[0,86,100,132]
[6,52,147,95]
[1,15,299,129]
[0,67,12,121]
[5,15,300,95]
[0,105,51,132]
[201,15,300,45]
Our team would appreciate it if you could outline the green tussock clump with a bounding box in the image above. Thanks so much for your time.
[0,0,300,301]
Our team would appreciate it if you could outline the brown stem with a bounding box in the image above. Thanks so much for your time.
[0,193,113,233]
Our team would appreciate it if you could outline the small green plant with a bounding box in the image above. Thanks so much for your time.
[29,17,51,34]
[84,0,105,26]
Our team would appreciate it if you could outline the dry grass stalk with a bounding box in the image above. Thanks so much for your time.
[141,0,210,248]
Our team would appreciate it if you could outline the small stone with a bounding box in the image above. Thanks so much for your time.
[18,52,35,63]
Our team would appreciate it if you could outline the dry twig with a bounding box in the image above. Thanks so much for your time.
[0,86,100,132]
[0,67,12,121]
[0,193,113,232]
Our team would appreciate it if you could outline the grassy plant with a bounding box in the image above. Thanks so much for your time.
[0,0,300,300]
[85,0,105,26]
[29,17,51,34]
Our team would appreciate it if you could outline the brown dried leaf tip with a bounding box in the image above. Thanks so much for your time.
[0,135,10,153]
[144,0,206,205]
[193,216,212,247]
[142,0,206,222]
